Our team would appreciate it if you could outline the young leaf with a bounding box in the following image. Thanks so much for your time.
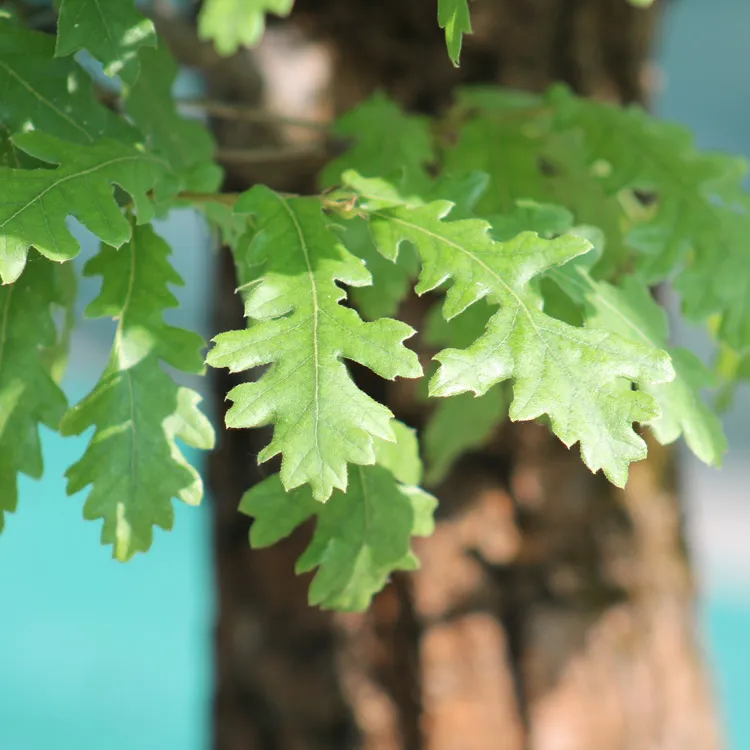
[198,0,295,56]
[438,0,472,67]
[346,172,675,487]
[0,257,68,530]
[0,132,168,284]
[124,43,222,194]
[207,185,422,501]
[550,270,727,466]
[55,0,156,85]
[59,224,214,561]
[241,422,437,611]
[321,92,433,190]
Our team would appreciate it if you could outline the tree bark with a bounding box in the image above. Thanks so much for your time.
[200,1,724,748]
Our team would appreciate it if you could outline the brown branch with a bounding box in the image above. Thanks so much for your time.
[177,99,332,132]
[216,145,331,165]
[177,191,242,206]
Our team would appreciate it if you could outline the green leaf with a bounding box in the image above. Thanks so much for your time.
[321,92,433,190]
[442,95,630,277]
[198,0,295,56]
[422,300,506,483]
[0,24,139,167]
[0,132,168,284]
[336,216,418,320]
[0,256,68,530]
[240,423,436,610]
[55,0,156,85]
[551,270,726,465]
[675,203,750,352]
[124,43,222,193]
[424,389,506,484]
[438,0,472,67]
[330,173,487,321]
[712,333,750,412]
[346,172,675,487]
[59,223,214,561]
[548,85,750,346]
[201,202,250,248]
[39,260,77,383]
[372,420,423,486]
[206,185,422,501]
[487,200,574,242]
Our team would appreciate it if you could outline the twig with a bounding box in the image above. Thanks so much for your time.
[215,145,331,164]
[177,99,332,132]
[176,191,242,206]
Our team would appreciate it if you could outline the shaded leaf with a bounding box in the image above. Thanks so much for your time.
[422,300,506,483]
[60,224,214,561]
[124,43,222,194]
[241,423,436,610]
[442,93,630,277]
[321,92,433,190]
[0,256,68,530]
[548,84,750,347]
[0,23,138,167]
[55,0,156,85]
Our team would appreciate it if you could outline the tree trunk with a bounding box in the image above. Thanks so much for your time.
[201,1,724,747]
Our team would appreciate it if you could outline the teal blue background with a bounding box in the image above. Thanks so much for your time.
[1,0,750,747]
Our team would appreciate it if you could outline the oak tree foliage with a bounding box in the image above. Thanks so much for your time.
[0,0,742,609]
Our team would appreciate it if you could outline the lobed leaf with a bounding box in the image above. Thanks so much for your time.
[321,92,434,190]
[442,91,630,277]
[198,0,295,55]
[422,301,506,483]
[55,0,156,85]
[329,171,488,321]
[241,422,436,610]
[0,257,68,530]
[551,269,726,465]
[0,23,139,168]
[548,85,750,348]
[346,171,675,487]
[207,185,422,502]
[60,224,214,561]
[124,43,222,195]
[336,216,418,321]
[0,132,168,284]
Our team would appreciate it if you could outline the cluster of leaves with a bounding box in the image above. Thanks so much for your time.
[196,0,654,67]
[0,0,744,610]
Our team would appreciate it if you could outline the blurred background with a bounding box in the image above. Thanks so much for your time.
[0,0,748,747]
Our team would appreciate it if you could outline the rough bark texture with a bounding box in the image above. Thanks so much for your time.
[195,1,725,748]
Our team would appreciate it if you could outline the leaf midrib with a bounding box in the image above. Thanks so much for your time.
[275,193,322,469]
[0,59,94,143]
